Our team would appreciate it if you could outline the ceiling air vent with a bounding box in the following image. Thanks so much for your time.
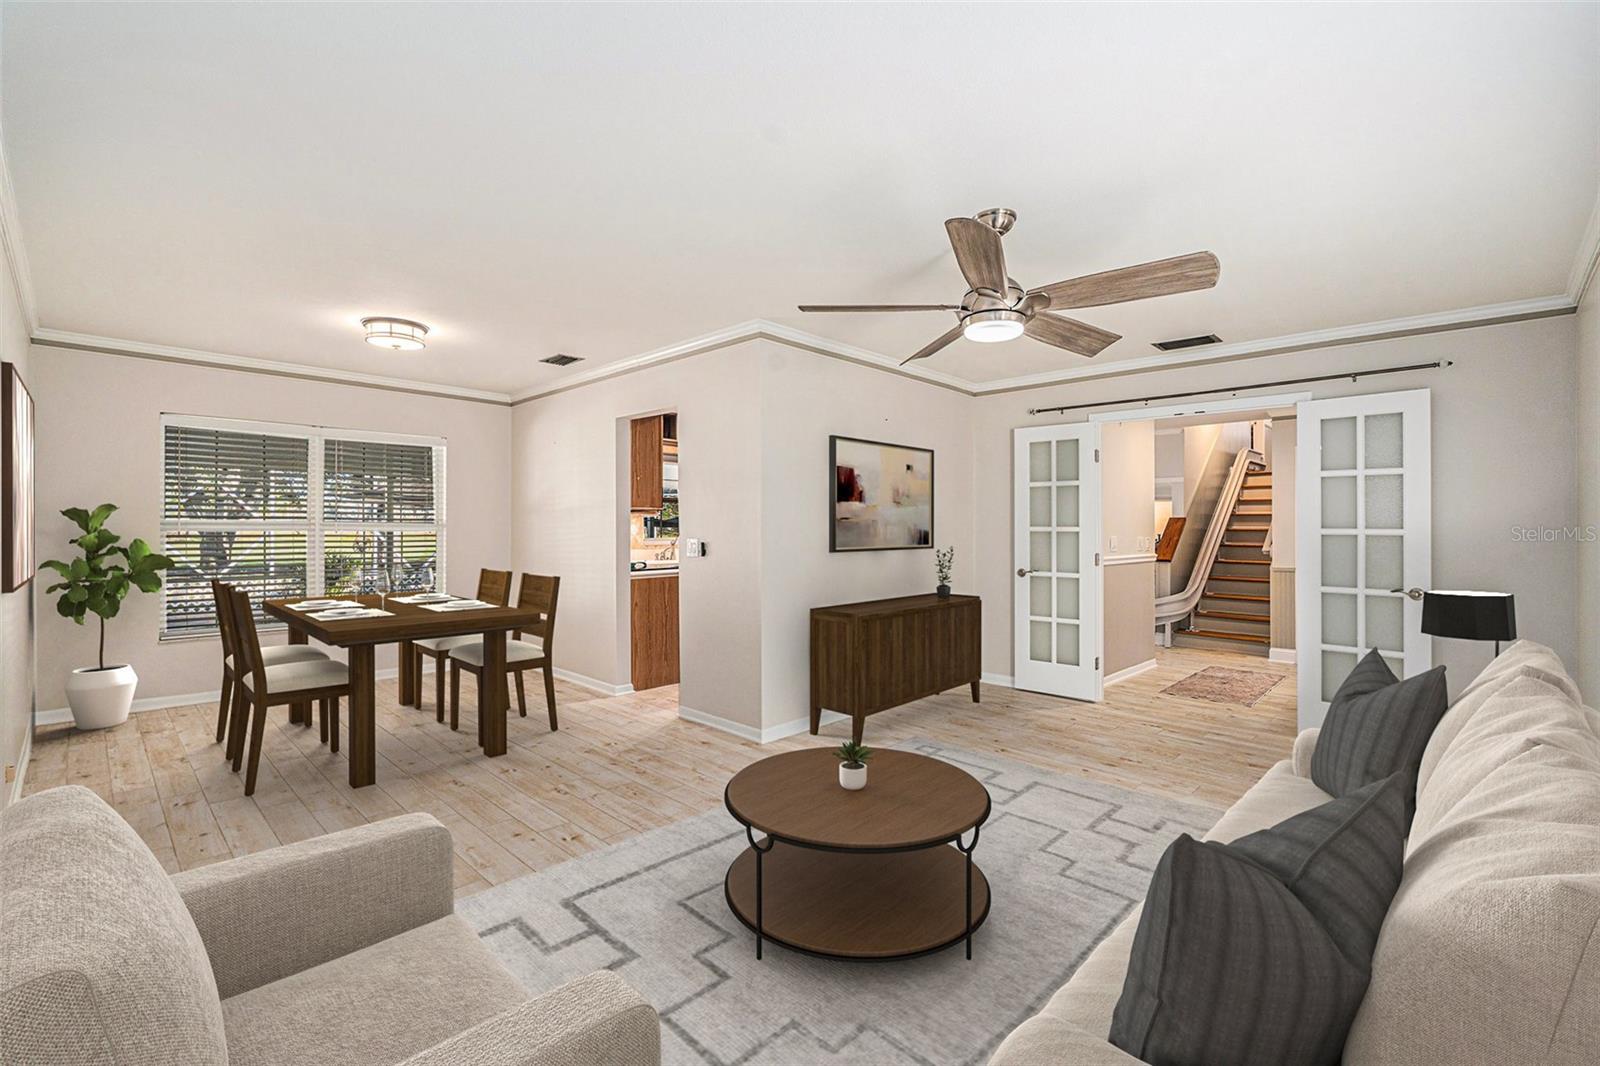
[1152,334,1222,352]
[540,353,584,366]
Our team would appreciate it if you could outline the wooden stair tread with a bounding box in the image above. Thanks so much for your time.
[1205,592,1270,603]
[1196,609,1270,623]
[1222,540,1263,547]
[1217,557,1270,566]
[1229,524,1270,532]
[1207,574,1269,583]
[1183,628,1270,645]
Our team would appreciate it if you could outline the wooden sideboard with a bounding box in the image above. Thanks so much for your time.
[809,594,981,744]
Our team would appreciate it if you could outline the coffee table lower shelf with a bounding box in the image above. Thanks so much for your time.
[724,838,990,961]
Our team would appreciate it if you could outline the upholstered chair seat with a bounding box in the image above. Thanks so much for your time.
[450,637,544,667]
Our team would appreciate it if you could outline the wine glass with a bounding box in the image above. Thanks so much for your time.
[371,566,391,612]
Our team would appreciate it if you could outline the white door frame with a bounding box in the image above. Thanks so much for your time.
[1012,423,1103,700]
[1295,388,1432,729]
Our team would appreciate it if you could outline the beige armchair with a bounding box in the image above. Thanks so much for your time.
[0,786,660,1066]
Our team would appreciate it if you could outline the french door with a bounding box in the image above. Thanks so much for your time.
[1295,389,1432,728]
[1013,423,1102,700]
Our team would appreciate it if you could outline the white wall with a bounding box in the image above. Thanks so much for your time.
[973,315,1583,691]
[510,345,766,730]
[509,338,975,736]
[1577,291,1599,700]
[756,339,975,733]
[27,345,513,711]
[1100,420,1155,676]
[0,253,31,805]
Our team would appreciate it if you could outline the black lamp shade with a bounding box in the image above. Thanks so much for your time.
[1422,591,1516,642]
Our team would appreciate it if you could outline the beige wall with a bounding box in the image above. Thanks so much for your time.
[757,340,975,732]
[508,339,974,736]
[0,260,32,805]
[974,315,1583,691]
[1578,291,1599,700]
[1100,420,1155,676]
[27,345,513,712]
[509,345,766,730]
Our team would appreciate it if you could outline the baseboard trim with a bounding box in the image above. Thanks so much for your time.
[1104,658,1159,686]
[1269,648,1298,665]
[677,704,848,744]
[36,667,402,728]
[8,727,31,806]
[551,667,633,697]
[980,672,1014,689]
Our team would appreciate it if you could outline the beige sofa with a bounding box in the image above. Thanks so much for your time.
[991,640,1600,1065]
[0,789,661,1066]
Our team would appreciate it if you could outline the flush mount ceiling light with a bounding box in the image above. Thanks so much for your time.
[361,317,429,351]
[961,309,1026,343]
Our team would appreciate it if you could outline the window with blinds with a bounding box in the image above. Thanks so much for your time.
[160,417,445,636]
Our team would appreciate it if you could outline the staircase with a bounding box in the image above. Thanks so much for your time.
[1173,463,1272,655]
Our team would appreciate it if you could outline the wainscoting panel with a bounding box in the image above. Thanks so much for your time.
[1270,567,1296,650]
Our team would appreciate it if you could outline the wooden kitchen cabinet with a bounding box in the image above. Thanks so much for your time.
[631,573,680,690]
[630,415,664,512]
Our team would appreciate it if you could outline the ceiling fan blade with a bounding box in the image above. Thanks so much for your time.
[1024,312,1120,357]
[1031,252,1220,309]
[798,304,960,312]
[900,324,965,366]
[945,217,1008,294]
[1016,291,1051,316]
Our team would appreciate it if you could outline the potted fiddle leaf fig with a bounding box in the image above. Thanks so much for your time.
[835,740,873,790]
[39,504,174,730]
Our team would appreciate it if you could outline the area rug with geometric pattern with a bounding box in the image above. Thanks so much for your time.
[1160,665,1284,706]
[459,738,1220,1065]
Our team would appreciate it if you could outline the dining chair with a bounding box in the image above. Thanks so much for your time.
[448,573,561,736]
[225,586,352,796]
[411,568,513,721]
[211,579,329,762]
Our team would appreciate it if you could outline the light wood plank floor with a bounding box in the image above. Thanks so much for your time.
[23,647,1296,898]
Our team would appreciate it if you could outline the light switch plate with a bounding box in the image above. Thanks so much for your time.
[685,538,703,558]
[1109,535,1118,552]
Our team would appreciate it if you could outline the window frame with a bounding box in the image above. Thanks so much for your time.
[159,413,447,640]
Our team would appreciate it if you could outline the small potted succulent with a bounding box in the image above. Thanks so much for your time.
[835,740,873,790]
[40,504,173,730]
[935,546,954,599]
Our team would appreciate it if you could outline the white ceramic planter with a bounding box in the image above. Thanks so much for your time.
[839,763,867,790]
[65,665,138,731]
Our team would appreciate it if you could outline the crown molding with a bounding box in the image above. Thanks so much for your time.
[967,293,1575,396]
[30,328,514,405]
[1568,184,1600,307]
[508,318,973,404]
[0,116,39,336]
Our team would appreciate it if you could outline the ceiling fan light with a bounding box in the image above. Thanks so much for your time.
[962,309,1025,343]
[361,317,429,351]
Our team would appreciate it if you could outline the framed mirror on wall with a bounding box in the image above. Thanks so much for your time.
[2,363,34,593]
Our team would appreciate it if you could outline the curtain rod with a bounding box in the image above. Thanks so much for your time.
[1026,360,1452,416]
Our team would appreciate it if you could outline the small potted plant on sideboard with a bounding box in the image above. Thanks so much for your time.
[39,504,173,730]
[835,740,873,790]
[935,546,954,598]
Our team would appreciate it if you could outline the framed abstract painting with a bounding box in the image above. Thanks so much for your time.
[2,362,34,592]
[829,435,934,552]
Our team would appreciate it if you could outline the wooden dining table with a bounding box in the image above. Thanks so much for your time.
[264,594,545,788]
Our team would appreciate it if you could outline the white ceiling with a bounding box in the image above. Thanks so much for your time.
[4,2,1597,395]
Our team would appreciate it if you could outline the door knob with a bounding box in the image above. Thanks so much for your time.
[1390,587,1425,601]
[1017,568,1033,578]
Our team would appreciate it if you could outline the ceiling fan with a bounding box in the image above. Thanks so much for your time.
[799,208,1220,365]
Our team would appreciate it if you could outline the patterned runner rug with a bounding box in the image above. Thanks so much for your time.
[1161,665,1284,706]
[459,738,1219,1066]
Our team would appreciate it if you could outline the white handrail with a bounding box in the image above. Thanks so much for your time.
[1155,447,1263,629]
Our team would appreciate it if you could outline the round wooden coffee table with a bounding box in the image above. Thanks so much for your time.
[723,747,991,961]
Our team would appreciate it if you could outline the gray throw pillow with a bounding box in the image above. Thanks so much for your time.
[1109,774,1408,1066]
[1311,649,1447,807]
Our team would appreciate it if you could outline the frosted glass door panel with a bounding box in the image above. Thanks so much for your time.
[1297,391,1432,728]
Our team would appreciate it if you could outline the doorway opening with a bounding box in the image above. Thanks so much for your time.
[624,411,681,710]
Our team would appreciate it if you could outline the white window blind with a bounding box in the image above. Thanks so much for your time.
[160,416,445,636]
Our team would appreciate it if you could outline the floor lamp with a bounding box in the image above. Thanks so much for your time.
[1421,591,1517,657]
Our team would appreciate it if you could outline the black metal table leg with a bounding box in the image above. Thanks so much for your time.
[956,825,981,960]
[745,825,775,959]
